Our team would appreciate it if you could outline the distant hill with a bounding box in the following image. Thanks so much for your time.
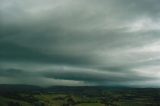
[0,84,159,94]
[0,84,128,93]
[0,84,43,92]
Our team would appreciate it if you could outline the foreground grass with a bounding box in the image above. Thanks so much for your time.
[76,103,104,106]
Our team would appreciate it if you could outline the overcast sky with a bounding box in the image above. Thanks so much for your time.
[0,0,160,87]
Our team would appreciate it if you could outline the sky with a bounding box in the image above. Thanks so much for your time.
[0,0,160,87]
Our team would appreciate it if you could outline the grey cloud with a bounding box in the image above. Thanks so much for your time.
[0,68,25,77]
[41,66,155,85]
[0,41,94,65]
[0,0,160,87]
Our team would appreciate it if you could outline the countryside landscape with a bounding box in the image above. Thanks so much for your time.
[1,0,160,106]
[0,85,160,106]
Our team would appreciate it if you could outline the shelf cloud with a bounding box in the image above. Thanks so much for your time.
[0,0,160,87]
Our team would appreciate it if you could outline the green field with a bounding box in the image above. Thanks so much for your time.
[0,92,159,106]
[0,86,160,106]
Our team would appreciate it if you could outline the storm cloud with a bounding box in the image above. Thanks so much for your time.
[0,0,160,87]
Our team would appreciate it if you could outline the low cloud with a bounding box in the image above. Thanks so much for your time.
[0,0,160,87]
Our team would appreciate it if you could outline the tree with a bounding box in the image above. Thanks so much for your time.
[100,95,120,106]
[8,101,21,106]
[67,96,76,106]
[62,95,76,106]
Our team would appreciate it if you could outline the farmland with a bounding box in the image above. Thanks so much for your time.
[0,85,160,106]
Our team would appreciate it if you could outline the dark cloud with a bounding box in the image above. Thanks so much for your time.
[0,68,25,77]
[43,69,152,83]
[0,41,94,65]
[0,0,160,87]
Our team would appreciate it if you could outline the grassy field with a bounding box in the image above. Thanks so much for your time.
[0,96,32,106]
[0,86,160,106]
[0,93,159,106]
[76,103,104,106]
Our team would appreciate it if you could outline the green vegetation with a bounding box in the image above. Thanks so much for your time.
[76,103,104,106]
[0,86,159,106]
